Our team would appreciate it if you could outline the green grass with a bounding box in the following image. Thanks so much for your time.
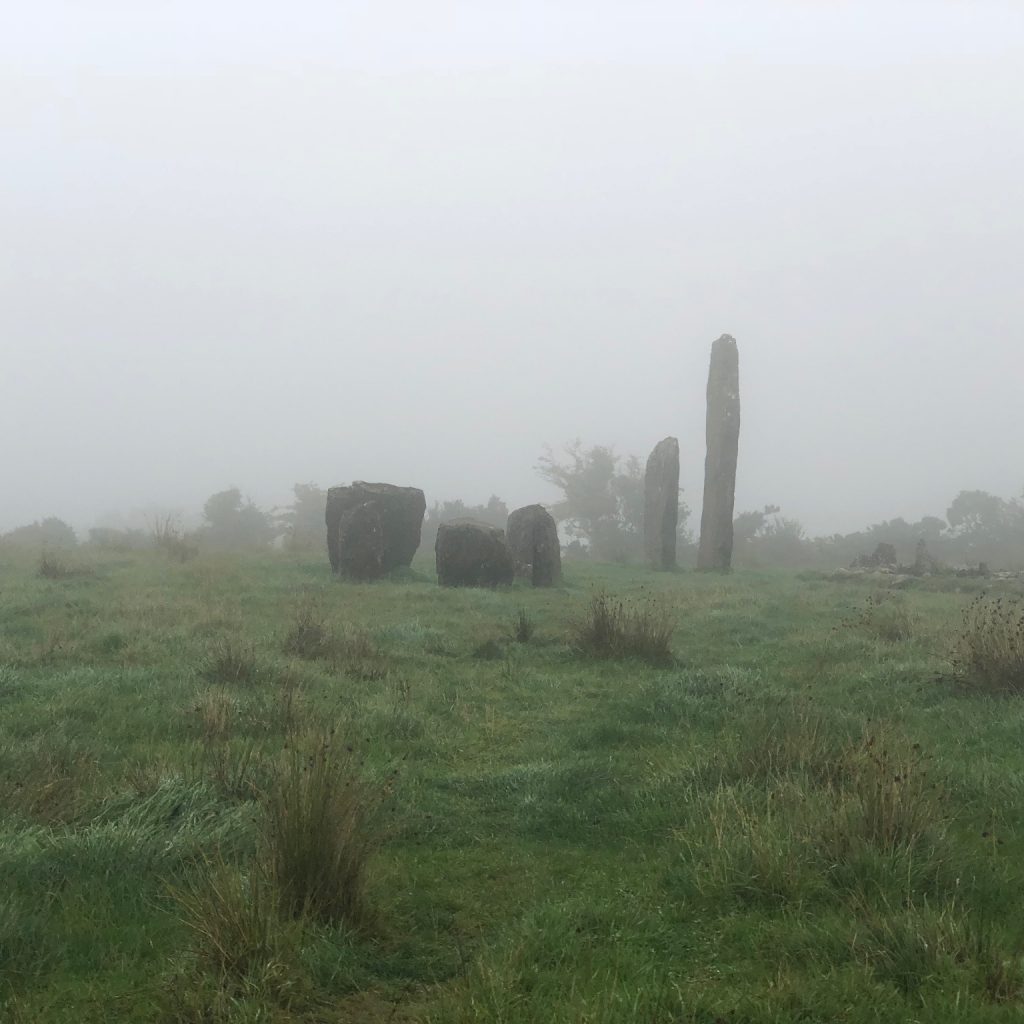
[2,544,1024,1021]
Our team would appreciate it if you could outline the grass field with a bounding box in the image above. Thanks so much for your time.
[3,545,1024,1022]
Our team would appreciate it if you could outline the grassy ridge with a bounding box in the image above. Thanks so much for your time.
[2,546,1024,1021]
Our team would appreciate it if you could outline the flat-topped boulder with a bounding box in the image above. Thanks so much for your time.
[326,481,425,578]
[506,504,561,586]
[435,519,515,587]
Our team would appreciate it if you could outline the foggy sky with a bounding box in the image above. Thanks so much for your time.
[3,1,1023,537]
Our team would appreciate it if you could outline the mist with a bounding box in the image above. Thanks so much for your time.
[3,1,1023,538]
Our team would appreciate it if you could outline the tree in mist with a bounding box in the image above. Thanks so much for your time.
[944,489,1024,563]
[537,442,690,563]
[1,517,77,549]
[87,526,149,551]
[733,505,782,546]
[199,488,275,550]
[947,490,1021,538]
[732,505,808,568]
[275,483,327,551]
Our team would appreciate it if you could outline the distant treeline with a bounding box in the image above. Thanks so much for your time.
[4,457,1023,571]
[731,490,1024,572]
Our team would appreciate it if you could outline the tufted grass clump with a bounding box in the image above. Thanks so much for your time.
[171,732,391,997]
[193,740,267,802]
[850,592,921,643]
[952,594,1024,694]
[571,589,674,665]
[202,637,267,687]
[170,855,294,983]
[190,688,236,743]
[674,781,827,907]
[0,738,100,824]
[281,597,334,660]
[827,730,945,856]
[262,732,391,928]
[281,599,387,682]
[37,551,91,580]
[678,725,949,910]
[510,608,536,643]
[849,895,1024,1001]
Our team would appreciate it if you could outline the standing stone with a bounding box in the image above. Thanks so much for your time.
[643,437,679,570]
[435,520,515,587]
[335,501,385,581]
[325,481,425,578]
[697,335,740,571]
[506,504,561,586]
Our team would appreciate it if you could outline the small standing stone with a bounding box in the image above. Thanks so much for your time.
[506,504,561,586]
[435,520,515,587]
[643,437,679,570]
[697,335,740,571]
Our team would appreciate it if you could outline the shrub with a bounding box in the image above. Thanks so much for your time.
[952,595,1024,693]
[262,732,390,928]
[151,514,198,562]
[3,518,77,549]
[571,589,673,665]
[198,488,276,551]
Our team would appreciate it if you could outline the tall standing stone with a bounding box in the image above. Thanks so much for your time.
[697,335,740,571]
[643,437,679,570]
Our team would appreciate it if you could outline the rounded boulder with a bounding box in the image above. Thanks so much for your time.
[435,520,515,587]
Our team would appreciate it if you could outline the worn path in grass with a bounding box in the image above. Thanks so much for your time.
[2,547,1024,1021]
